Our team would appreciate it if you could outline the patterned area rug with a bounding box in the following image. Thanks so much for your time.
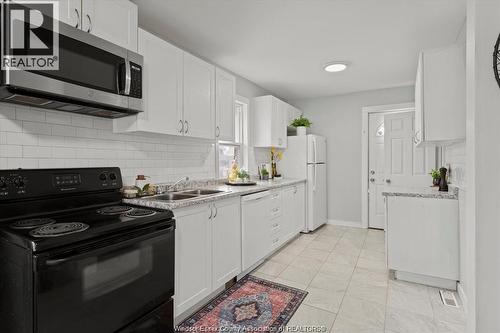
[177,275,307,332]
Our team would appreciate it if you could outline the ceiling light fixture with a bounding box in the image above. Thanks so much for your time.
[323,62,348,73]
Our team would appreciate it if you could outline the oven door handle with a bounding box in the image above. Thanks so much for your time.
[38,223,174,268]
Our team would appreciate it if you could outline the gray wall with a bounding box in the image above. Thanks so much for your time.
[291,86,414,224]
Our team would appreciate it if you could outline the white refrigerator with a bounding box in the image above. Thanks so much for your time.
[280,134,327,232]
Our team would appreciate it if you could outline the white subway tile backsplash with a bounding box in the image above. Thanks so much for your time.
[0,104,215,185]
[23,121,52,135]
[16,107,45,122]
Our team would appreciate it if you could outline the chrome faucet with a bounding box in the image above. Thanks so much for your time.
[168,176,189,192]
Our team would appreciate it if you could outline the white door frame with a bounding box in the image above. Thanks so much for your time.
[361,102,414,229]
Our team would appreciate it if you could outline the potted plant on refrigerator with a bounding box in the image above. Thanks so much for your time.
[291,115,312,136]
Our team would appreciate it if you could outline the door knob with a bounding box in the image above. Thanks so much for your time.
[370,178,375,183]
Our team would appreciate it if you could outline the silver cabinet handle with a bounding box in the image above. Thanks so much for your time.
[370,178,375,183]
[386,179,391,184]
[86,14,92,33]
[272,208,279,213]
[74,8,80,29]
[214,205,218,218]
[272,223,279,228]
[178,120,184,133]
[209,204,213,219]
[370,170,375,175]
[294,186,297,194]
[216,126,220,138]
[124,61,131,95]
[184,121,189,134]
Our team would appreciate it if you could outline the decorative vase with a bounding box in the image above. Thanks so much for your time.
[438,167,448,192]
[271,162,278,179]
[296,126,307,136]
[432,178,440,186]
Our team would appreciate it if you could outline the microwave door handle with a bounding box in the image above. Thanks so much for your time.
[40,224,174,267]
[124,61,131,95]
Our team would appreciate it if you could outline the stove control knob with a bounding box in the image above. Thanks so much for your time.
[99,173,107,181]
[109,173,117,181]
[14,176,25,188]
[0,177,6,189]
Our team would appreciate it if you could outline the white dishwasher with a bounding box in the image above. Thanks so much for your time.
[241,190,271,271]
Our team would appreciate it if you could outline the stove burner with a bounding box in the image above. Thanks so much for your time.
[29,223,89,238]
[126,209,156,218]
[97,205,133,215]
[10,218,56,229]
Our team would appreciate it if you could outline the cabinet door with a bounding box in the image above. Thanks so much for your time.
[174,205,212,316]
[215,68,236,142]
[286,104,301,126]
[81,0,138,51]
[212,199,241,289]
[272,99,287,148]
[183,53,216,139]
[139,29,183,134]
[58,0,82,28]
[414,52,424,145]
[281,186,296,244]
[242,196,271,271]
[294,184,306,234]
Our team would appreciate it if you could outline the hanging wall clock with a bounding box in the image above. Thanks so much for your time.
[494,33,500,88]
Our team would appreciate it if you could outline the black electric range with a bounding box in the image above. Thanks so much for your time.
[0,167,175,333]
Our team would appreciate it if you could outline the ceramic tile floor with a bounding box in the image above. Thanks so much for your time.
[251,225,466,333]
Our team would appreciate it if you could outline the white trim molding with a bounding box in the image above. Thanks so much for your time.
[327,219,363,228]
[361,102,415,229]
[457,282,468,313]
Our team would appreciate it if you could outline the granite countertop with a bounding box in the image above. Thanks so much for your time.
[123,178,306,210]
[382,186,459,200]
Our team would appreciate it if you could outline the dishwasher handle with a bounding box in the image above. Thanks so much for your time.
[241,190,271,203]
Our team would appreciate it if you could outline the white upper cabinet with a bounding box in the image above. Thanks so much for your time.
[286,104,302,126]
[81,0,138,51]
[215,68,236,142]
[113,29,183,135]
[58,0,81,28]
[253,95,288,148]
[414,44,465,146]
[183,53,216,140]
[57,0,138,51]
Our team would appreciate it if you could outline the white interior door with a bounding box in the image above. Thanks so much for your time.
[384,112,436,187]
[368,114,386,229]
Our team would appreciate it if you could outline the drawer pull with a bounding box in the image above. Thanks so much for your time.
[272,223,278,227]
[272,208,279,212]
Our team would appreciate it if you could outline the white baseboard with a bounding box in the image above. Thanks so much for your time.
[395,270,457,290]
[327,219,364,228]
[457,282,468,312]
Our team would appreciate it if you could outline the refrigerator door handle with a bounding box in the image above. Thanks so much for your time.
[312,137,317,164]
[313,163,317,192]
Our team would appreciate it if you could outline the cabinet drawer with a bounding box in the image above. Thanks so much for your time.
[270,221,281,235]
[270,236,281,249]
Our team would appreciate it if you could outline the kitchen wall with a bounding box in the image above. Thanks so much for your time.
[291,86,414,225]
[466,0,500,330]
[0,70,269,186]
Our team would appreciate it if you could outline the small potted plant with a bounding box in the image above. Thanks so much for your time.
[260,168,269,181]
[430,169,441,187]
[291,115,312,136]
[237,169,250,182]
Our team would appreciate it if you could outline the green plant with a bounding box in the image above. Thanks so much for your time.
[429,169,440,180]
[291,115,312,128]
[238,169,249,179]
[261,168,269,176]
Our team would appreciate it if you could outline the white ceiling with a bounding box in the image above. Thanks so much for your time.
[132,0,466,100]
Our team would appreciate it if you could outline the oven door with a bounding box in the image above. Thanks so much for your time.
[33,222,174,333]
[3,21,133,111]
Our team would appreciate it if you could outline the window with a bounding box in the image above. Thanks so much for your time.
[218,98,248,178]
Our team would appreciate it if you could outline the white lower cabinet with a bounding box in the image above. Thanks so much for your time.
[282,184,306,239]
[241,184,305,271]
[174,198,241,317]
[212,198,241,290]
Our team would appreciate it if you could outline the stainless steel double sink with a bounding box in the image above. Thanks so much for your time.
[147,189,226,202]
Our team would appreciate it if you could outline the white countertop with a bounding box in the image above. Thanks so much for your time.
[123,178,306,210]
[382,186,459,200]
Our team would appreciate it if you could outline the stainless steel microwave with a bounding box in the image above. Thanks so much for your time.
[0,18,143,118]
